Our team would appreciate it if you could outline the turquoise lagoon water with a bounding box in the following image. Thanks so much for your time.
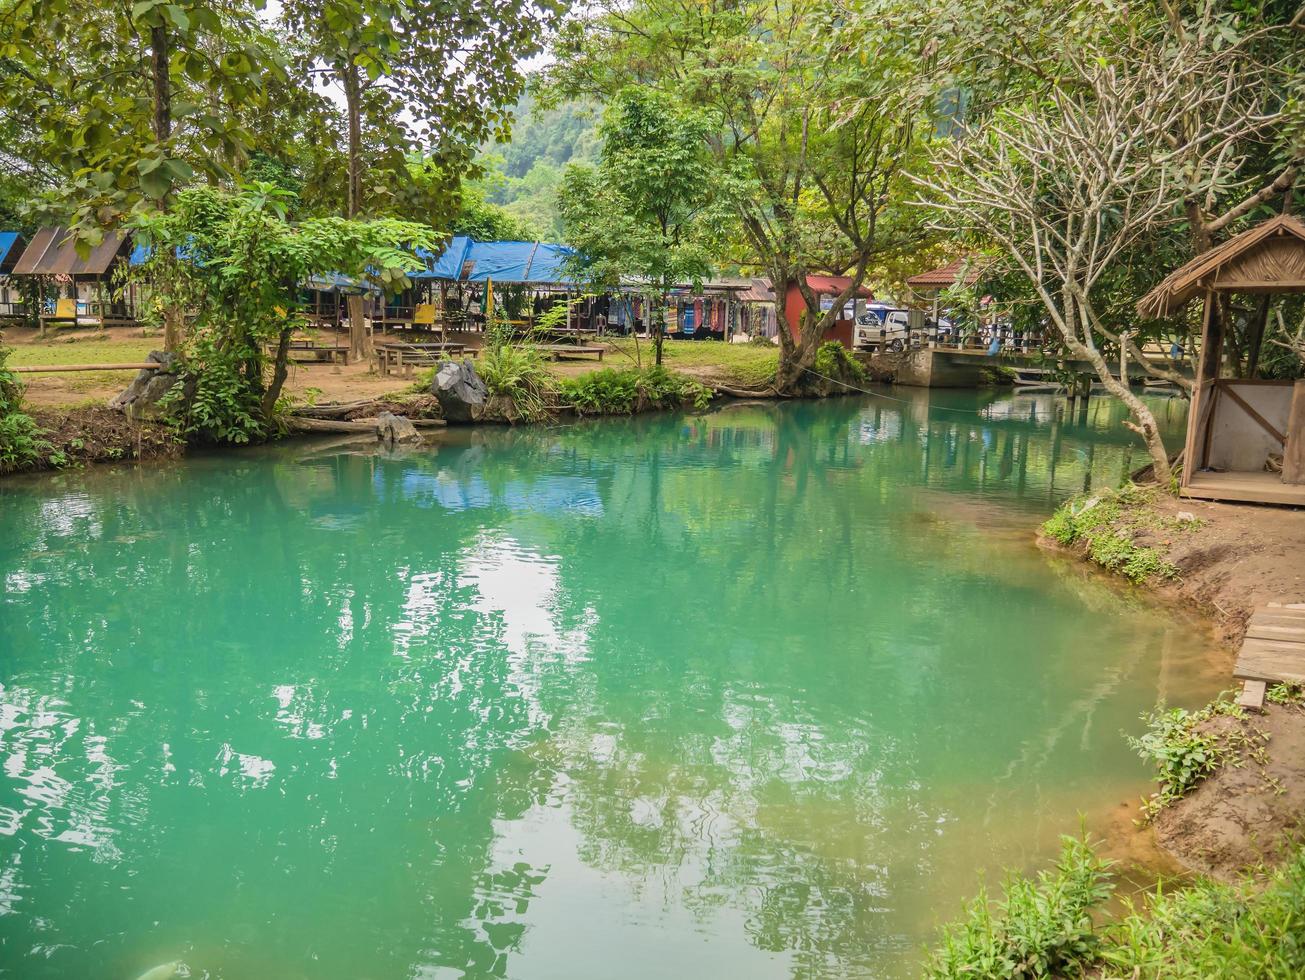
[0,389,1222,979]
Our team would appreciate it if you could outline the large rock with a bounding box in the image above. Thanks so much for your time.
[432,359,488,423]
[110,350,186,421]
[376,411,422,446]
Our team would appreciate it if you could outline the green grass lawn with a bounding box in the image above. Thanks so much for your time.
[6,337,158,393]
[606,338,778,387]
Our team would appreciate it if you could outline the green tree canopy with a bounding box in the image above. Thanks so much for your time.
[558,88,721,364]
[130,184,437,442]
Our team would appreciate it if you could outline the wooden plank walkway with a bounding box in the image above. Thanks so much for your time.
[1234,602,1305,707]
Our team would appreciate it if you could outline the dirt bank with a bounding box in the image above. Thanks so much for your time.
[1046,489,1305,647]
[1152,697,1305,881]
[1045,486,1305,880]
[18,406,181,472]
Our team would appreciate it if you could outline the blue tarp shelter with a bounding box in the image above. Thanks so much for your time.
[413,237,577,285]
[0,232,24,273]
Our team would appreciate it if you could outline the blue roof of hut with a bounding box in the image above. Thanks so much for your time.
[413,237,577,284]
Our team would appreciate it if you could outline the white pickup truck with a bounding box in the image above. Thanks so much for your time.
[854,310,912,351]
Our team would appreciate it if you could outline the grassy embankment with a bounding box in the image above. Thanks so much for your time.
[604,338,779,388]
[927,683,1305,979]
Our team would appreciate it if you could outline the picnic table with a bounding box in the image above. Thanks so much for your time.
[264,340,351,366]
[375,341,468,377]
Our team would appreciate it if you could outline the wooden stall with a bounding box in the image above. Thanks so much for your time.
[11,227,139,330]
[1137,214,1305,506]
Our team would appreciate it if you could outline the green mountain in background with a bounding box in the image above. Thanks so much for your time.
[474,91,601,241]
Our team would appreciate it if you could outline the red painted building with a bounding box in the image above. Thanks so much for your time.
[783,275,874,348]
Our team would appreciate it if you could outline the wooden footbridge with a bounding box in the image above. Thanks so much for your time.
[1236,602,1305,708]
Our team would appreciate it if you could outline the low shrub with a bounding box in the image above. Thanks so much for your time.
[161,337,266,444]
[0,345,52,473]
[1041,485,1190,583]
[1100,847,1305,977]
[1126,697,1247,819]
[560,366,711,415]
[929,839,1305,979]
[812,339,867,385]
[926,836,1112,979]
[477,342,557,422]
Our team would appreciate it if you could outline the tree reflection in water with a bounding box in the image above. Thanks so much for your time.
[0,390,1215,979]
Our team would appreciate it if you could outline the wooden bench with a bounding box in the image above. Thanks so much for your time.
[536,344,605,362]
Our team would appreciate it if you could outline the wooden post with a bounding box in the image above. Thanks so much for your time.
[1183,288,1223,482]
[1283,380,1305,485]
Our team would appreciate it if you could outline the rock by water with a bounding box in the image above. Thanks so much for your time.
[376,411,422,445]
[110,351,188,421]
[432,359,488,423]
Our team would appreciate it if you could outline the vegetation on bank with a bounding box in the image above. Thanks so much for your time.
[0,345,50,473]
[930,682,1305,979]
[468,331,716,421]
[1041,484,1200,583]
[606,338,779,389]
[928,836,1305,979]
[1127,696,1251,819]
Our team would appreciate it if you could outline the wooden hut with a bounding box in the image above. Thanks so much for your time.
[1137,214,1305,505]
[783,276,873,348]
[10,226,138,331]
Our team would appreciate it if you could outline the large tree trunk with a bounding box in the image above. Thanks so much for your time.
[347,293,370,362]
[653,294,666,366]
[150,25,186,352]
[262,325,294,421]
[342,61,364,219]
[1059,304,1173,485]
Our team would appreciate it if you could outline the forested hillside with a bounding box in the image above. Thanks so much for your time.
[476,91,601,240]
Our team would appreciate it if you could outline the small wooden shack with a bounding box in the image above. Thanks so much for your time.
[1137,214,1305,506]
[11,226,138,330]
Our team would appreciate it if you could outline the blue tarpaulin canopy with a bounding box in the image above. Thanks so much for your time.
[413,237,577,284]
[0,232,22,270]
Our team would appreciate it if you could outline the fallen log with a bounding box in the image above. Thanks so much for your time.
[712,383,781,399]
[290,399,379,419]
[285,414,445,435]
[285,416,379,434]
[350,416,446,429]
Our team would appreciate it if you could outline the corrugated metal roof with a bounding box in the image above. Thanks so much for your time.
[11,226,132,276]
[738,277,774,303]
[905,257,985,289]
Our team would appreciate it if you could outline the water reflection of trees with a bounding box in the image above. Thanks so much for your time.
[0,391,1198,978]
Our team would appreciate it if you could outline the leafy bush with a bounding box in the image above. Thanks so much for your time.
[477,342,558,422]
[930,839,1305,979]
[812,339,867,385]
[1041,485,1188,582]
[926,836,1113,979]
[0,345,51,472]
[1101,846,1305,977]
[162,336,265,444]
[560,366,711,415]
[1127,697,1245,818]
